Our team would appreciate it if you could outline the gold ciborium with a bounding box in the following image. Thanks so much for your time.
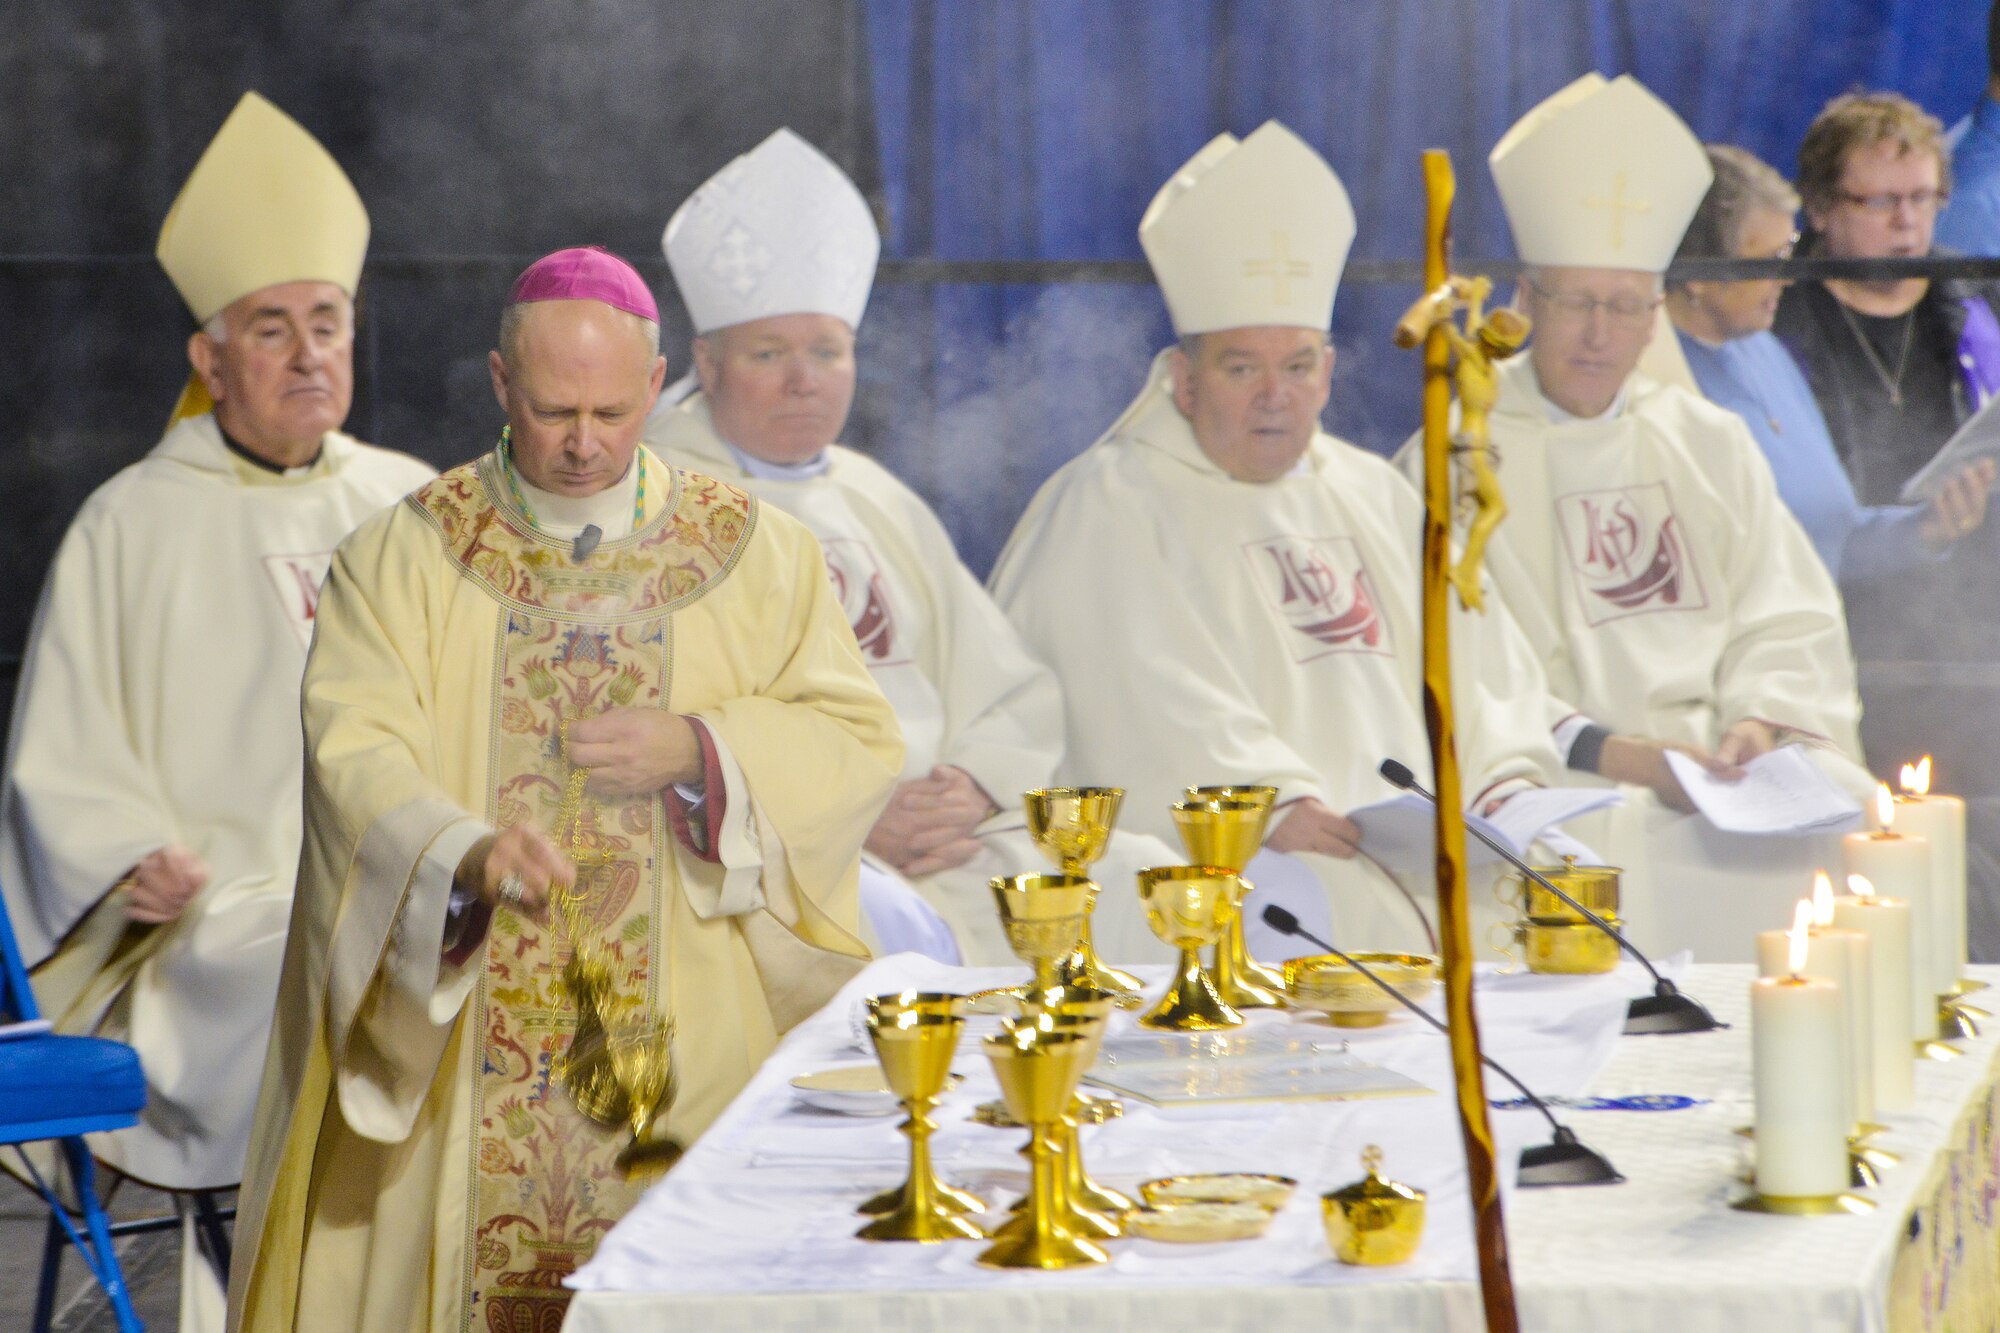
[606,1015,681,1178]
[1322,1145,1426,1266]
[1024,787,1143,1001]
[1173,791,1286,1008]
[992,1000,1132,1238]
[991,874,1094,1008]
[977,1028,1108,1269]
[856,1005,987,1242]
[858,994,987,1222]
[1136,866,1245,1031]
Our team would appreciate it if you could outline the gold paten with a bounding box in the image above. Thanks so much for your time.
[1128,1202,1273,1244]
[1174,789,1287,1007]
[1283,953,1439,1027]
[1024,787,1145,1002]
[855,999,987,1240]
[1323,1145,1426,1265]
[977,1028,1109,1269]
[1140,1173,1297,1210]
[1136,867,1246,1031]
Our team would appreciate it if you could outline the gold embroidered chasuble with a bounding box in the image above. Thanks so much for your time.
[228,446,901,1333]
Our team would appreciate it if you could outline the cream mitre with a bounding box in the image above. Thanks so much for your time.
[156,91,369,323]
[1139,120,1356,337]
[663,127,880,334]
[1490,73,1712,273]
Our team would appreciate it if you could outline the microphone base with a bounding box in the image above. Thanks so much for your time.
[1623,989,1726,1035]
[1517,1137,1624,1188]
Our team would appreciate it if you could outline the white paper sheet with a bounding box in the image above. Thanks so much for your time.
[1347,787,1621,869]
[1901,389,2000,501]
[1663,744,1862,836]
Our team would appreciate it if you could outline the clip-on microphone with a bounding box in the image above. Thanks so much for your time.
[573,524,604,563]
[1377,759,1723,1036]
[1261,904,1622,1188]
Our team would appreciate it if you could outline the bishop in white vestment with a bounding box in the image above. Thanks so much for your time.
[1398,75,1874,960]
[0,93,431,1196]
[650,128,1176,964]
[991,123,1561,955]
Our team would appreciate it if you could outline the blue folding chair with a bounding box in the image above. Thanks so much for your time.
[0,887,147,1332]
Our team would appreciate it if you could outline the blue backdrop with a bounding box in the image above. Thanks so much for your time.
[850,0,1992,576]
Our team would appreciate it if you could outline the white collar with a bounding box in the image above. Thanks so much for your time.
[725,439,831,480]
[513,456,641,540]
[1540,381,1629,425]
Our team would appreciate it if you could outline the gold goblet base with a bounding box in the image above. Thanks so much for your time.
[1940,995,1984,1040]
[1062,940,1145,1007]
[1729,1191,1876,1216]
[1951,977,1988,996]
[1917,1038,1963,1061]
[1141,950,1245,1032]
[857,1198,988,1243]
[858,1177,987,1217]
[1213,919,1285,1010]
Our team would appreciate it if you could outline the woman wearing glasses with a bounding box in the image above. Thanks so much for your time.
[1671,144,1994,585]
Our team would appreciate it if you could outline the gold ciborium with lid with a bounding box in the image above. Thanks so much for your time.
[1024,787,1144,1002]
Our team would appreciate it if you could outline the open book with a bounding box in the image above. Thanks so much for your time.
[1346,786,1622,870]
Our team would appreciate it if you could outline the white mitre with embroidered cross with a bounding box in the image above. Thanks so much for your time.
[156,91,369,323]
[663,127,881,334]
[1491,73,1712,273]
[1138,120,1355,337]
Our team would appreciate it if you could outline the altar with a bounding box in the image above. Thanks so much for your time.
[562,955,2000,1332]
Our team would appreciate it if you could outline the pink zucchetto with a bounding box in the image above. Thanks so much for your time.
[506,245,659,323]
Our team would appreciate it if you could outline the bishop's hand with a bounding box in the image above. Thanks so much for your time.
[1267,797,1363,860]
[865,765,996,878]
[123,844,211,924]
[458,824,576,923]
[567,707,703,796]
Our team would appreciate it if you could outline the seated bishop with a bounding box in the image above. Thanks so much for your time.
[228,247,903,1332]
[990,122,1562,957]
[1397,75,1874,961]
[647,128,1176,966]
[0,92,432,1321]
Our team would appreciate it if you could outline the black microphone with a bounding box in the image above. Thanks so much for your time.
[1261,904,1622,1188]
[573,523,604,562]
[1377,759,1723,1036]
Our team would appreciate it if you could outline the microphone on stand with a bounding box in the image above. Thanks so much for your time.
[1376,759,1723,1036]
[1261,905,1622,1188]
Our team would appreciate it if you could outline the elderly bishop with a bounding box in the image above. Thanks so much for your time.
[1398,75,1873,960]
[0,90,430,1247]
[648,129,1175,964]
[229,247,901,1332]
[991,123,1559,955]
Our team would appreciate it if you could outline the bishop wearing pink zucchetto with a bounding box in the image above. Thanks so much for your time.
[229,245,903,1333]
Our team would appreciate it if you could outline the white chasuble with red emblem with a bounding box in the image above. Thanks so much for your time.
[229,446,898,1333]
[646,394,1181,967]
[1397,357,1871,961]
[990,351,1559,953]
[0,412,432,1192]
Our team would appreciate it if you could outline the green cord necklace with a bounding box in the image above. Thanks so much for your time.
[498,425,647,536]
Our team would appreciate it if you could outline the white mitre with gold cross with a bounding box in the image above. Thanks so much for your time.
[156,91,369,324]
[1139,120,1356,337]
[664,127,881,334]
[1490,73,1712,273]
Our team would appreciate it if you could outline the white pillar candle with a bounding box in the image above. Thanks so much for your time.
[1756,909,1869,1129]
[1895,759,1966,990]
[1751,906,1849,1198]
[1831,879,1915,1112]
[1843,787,1934,1042]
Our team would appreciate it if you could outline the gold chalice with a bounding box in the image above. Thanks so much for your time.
[991,874,1094,1008]
[971,987,1124,1129]
[856,1007,987,1242]
[977,1028,1108,1269]
[1024,787,1144,1001]
[993,1001,1133,1237]
[858,994,987,1221]
[606,1015,682,1178]
[1173,790,1286,1008]
[1136,866,1245,1031]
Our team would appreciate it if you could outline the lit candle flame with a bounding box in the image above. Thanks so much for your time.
[1899,756,1933,797]
[1847,873,1877,901]
[1811,871,1835,927]
[1875,783,1896,833]
[1788,898,1813,975]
